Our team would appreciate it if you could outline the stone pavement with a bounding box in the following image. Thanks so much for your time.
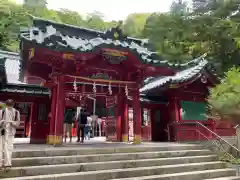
[13,137,197,151]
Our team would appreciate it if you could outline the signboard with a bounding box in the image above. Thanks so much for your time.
[90,73,111,80]
[102,48,128,64]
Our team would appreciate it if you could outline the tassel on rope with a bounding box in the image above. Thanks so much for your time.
[125,84,129,97]
[73,77,77,92]
[108,82,112,95]
[93,82,97,93]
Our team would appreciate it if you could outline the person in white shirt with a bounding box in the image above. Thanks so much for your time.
[0,99,20,170]
[85,116,92,140]
[91,114,98,137]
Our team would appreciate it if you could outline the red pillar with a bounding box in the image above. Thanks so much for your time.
[173,98,180,122]
[47,87,57,144]
[168,97,180,141]
[29,103,38,143]
[116,95,122,141]
[52,75,65,145]
[132,89,141,144]
[121,97,129,142]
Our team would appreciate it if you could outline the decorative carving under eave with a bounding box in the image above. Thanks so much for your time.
[201,75,207,84]
[62,53,75,60]
[169,84,178,89]
[90,72,112,80]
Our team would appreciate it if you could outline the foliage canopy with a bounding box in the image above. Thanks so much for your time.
[0,0,240,74]
[208,67,240,124]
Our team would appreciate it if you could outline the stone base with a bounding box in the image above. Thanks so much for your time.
[122,134,128,142]
[47,135,62,145]
[133,134,141,144]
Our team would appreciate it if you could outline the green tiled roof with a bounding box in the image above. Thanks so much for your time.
[140,59,209,93]
[0,84,49,95]
[20,17,205,69]
[128,95,168,104]
[0,50,22,84]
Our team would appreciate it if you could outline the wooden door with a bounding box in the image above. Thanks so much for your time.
[30,103,50,144]
[141,108,152,141]
[151,109,161,141]
[105,96,117,141]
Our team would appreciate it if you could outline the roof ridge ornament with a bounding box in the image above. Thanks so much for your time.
[103,21,126,41]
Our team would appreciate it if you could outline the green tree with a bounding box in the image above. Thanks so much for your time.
[122,13,150,37]
[208,67,240,149]
[143,13,194,63]
[170,0,189,15]
[24,0,47,8]
[0,0,29,51]
[27,7,60,22]
[57,9,85,26]
[143,0,240,73]
[85,11,107,31]
[190,0,240,73]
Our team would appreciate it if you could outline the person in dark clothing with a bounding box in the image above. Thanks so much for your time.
[77,108,88,143]
[63,108,75,143]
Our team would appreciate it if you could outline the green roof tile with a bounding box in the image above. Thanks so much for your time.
[0,84,49,95]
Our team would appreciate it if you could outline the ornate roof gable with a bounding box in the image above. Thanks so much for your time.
[20,16,205,69]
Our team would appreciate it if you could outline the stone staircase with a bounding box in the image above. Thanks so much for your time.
[0,143,239,180]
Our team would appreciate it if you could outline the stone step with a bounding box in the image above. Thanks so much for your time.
[204,177,240,180]
[110,169,236,180]
[13,144,203,158]
[0,155,217,178]
[12,149,213,167]
[0,162,229,180]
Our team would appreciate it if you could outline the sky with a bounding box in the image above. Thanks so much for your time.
[15,0,188,21]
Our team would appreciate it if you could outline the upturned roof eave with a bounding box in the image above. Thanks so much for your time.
[140,59,211,93]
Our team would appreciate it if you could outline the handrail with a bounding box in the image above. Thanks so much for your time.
[167,121,240,159]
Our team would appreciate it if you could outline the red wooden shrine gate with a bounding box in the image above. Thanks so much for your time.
[105,96,118,141]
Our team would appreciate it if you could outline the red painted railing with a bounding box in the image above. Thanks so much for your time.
[167,121,235,142]
[167,121,240,157]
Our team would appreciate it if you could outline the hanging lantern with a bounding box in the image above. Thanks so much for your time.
[125,84,129,97]
[108,82,112,95]
[93,82,97,93]
[73,77,77,92]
